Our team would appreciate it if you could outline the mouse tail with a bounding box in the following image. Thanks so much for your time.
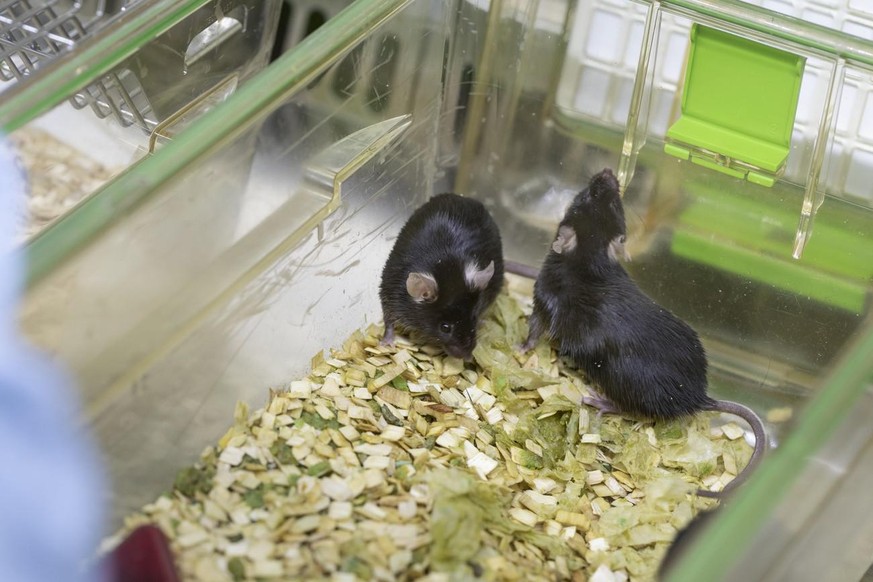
[697,399,769,499]
[505,260,540,280]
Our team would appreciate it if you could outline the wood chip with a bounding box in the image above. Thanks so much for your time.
[556,510,589,530]
[721,422,746,440]
[10,127,121,241]
[288,381,313,398]
[376,386,412,410]
[508,507,539,527]
[767,406,793,423]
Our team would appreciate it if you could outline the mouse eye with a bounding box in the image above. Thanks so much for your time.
[439,322,453,334]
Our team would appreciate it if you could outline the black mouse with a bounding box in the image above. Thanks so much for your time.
[379,192,504,360]
[520,168,767,498]
[657,508,719,579]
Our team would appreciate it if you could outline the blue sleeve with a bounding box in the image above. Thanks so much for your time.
[0,135,109,582]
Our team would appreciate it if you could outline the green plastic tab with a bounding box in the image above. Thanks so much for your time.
[747,171,775,187]
[664,142,690,160]
[665,24,806,187]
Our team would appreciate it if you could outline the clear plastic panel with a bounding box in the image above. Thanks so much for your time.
[14,0,873,578]
[739,0,873,41]
[483,0,873,407]
[509,1,873,579]
[723,380,873,582]
[21,0,448,526]
[448,1,873,575]
[668,321,873,581]
[2,0,282,243]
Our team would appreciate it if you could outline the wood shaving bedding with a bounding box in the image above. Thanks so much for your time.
[101,288,753,581]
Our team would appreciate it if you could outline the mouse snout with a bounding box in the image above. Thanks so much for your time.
[591,168,620,193]
[444,339,474,361]
[442,328,476,361]
[436,310,478,361]
[444,345,473,362]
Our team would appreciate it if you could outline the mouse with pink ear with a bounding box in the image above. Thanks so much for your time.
[520,168,768,498]
[379,193,504,360]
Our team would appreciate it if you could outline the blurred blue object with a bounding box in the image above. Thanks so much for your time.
[0,135,108,582]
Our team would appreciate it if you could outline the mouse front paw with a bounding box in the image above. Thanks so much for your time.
[515,340,533,354]
[380,323,396,347]
[582,395,620,419]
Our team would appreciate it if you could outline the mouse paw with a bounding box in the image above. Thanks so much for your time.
[380,324,396,348]
[582,395,620,417]
[516,338,537,354]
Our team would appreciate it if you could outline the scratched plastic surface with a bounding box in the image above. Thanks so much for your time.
[0,0,282,244]
[15,0,873,580]
[20,0,453,529]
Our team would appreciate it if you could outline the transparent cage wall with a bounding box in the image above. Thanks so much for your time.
[1,0,288,244]
[20,0,452,529]
[560,0,873,207]
[14,0,873,580]
[0,0,353,245]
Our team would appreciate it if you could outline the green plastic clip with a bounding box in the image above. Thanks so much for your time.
[665,24,806,187]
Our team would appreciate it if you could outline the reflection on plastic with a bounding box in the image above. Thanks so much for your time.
[304,114,413,202]
[72,113,413,428]
[149,74,240,152]
[185,15,244,68]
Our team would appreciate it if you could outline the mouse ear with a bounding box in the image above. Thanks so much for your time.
[552,225,577,254]
[608,234,631,262]
[407,272,438,303]
[465,260,495,291]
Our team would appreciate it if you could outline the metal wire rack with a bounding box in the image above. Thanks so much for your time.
[0,0,355,131]
[0,0,153,128]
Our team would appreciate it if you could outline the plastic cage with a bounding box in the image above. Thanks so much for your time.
[0,0,340,242]
[15,0,873,580]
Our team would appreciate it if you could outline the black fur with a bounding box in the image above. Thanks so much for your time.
[523,169,768,497]
[656,508,718,580]
[525,168,715,420]
[379,193,504,359]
